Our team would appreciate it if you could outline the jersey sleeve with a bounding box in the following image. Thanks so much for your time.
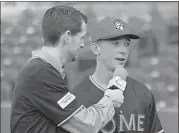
[28,66,83,126]
[148,94,165,133]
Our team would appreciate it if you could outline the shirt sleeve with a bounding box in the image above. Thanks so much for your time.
[61,95,115,133]
[28,66,83,126]
[148,94,165,133]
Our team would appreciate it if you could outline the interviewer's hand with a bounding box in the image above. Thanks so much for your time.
[104,89,124,108]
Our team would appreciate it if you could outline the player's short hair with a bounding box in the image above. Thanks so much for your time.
[42,5,88,46]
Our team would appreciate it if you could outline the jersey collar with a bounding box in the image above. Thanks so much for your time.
[89,75,106,92]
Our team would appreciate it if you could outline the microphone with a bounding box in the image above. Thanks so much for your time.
[107,67,128,91]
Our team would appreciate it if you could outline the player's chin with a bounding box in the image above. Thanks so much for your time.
[114,62,125,68]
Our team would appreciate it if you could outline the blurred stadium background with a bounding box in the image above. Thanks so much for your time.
[1,2,178,133]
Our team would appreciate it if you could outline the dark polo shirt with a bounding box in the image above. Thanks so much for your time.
[10,51,83,133]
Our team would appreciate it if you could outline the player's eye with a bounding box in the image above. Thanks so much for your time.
[125,42,130,47]
[112,41,119,46]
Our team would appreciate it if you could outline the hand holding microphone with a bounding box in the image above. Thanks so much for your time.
[104,89,124,108]
[104,67,128,108]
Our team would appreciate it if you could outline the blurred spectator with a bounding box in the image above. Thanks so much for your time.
[167,18,178,45]
[138,23,159,60]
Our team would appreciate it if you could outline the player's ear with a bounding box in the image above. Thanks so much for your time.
[91,42,100,55]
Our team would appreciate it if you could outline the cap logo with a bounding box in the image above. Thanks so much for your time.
[114,20,124,30]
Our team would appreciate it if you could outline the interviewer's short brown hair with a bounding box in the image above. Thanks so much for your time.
[42,5,88,46]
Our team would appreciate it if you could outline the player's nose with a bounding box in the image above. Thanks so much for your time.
[118,45,127,55]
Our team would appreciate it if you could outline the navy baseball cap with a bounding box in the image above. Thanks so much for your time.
[89,17,140,43]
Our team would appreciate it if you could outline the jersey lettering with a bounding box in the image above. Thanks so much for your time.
[118,114,145,132]
[137,114,145,131]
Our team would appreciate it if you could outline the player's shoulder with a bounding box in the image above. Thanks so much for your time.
[72,75,97,96]
[73,76,92,91]
[127,76,148,90]
[127,76,153,100]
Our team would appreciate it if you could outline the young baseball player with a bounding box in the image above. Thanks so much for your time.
[72,17,165,133]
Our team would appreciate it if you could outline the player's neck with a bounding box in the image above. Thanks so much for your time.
[92,63,113,89]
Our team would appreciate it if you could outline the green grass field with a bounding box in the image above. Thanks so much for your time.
[1,103,178,133]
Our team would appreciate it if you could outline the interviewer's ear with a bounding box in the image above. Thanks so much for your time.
[91,43,100,55]
[61,30,72,47]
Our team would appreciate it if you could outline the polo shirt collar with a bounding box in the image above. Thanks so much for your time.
[31,49,65,79]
